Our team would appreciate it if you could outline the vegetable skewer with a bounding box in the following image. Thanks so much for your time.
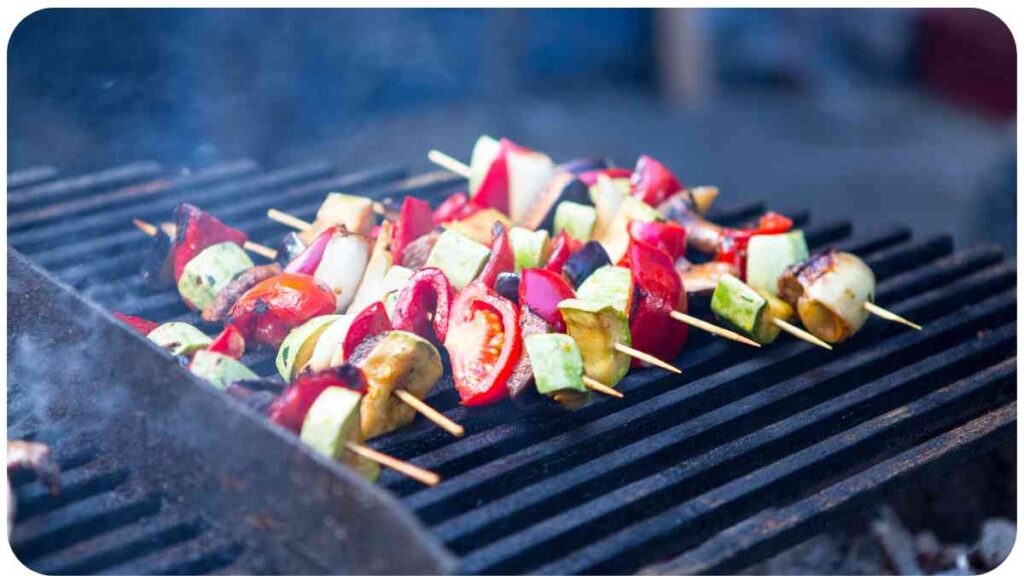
[133,218,278,260]
[428,149,471,178]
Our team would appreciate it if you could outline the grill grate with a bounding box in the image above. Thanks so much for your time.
[7,158,1016,574]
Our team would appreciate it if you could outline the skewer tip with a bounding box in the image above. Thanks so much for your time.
[614,343,682,374]
[582,376,624,399]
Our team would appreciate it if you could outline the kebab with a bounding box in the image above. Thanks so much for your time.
[113,312,440,485]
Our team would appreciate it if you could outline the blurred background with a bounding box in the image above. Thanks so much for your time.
[8,8,1016,255]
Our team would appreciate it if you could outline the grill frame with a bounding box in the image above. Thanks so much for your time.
[7,158,1016,574]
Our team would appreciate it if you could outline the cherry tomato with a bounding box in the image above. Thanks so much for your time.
[268,365,367,432]
[228,273,337,349]
[446,292,521,406]
[391,267,456,343]
[477,223,515,289]
[114,312,160,336]
[519,268,576,333]
[172,203,249,280]
[207,325,245,359]
[630,155,683,207]
[391,197,434,266]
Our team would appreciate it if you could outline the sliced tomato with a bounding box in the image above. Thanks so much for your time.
[114,312,160,336]
[519,267,575,333]
[228,273,337,349]
[445,293,520,406]
[208,325,245,359]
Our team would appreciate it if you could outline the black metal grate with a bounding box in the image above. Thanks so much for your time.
[7,158,1016,574]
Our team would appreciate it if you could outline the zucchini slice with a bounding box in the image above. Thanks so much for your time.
[299,387,380,482]
[189,350,258,390]
[557,298,631,388]
[147,322,213,357]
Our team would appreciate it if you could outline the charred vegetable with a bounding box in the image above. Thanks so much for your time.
[172,203,249,281]
[779,250,875,344]
[177,242,254,312]
[147,322,213,357]
[558,299,631,388]
[562,241,612,289]
[269,365,367,432]
[276,314,343,381]
[189,350,258,390]
[299,387,380,482]
[525,333,590,410]
[228,273,337,349]
[711,273,794,344]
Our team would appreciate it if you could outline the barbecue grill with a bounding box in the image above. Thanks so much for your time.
[7,157,1016,574]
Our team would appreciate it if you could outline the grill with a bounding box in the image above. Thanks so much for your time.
[7,157,1017,574]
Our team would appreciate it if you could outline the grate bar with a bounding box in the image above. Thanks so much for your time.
[8,165,60,189]
[8,161,164,210]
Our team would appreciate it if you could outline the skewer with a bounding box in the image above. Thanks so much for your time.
[267,205,387,232]
[132,218,278,260]
[771,318,833,350]
[428,150,471,178]
[343,442,440,486]
[582,375,624,399]
[864,302,922,331]
[669,311,761,348]
[613,343,682,374]
[394,390,465,437]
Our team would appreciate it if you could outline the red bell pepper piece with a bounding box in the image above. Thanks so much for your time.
[207,325,246,359]
[432,192,483,225]
[114,312,160,336]
[576,168,632,187]
[477,223,516,289]
[268,365,367,432]
[472,138,533,215]
[627,221,687,262]
[630,155,683,207]
[228,273,337,349]
[390,267,456,343]
[391,197,434,266]
[623,241,688,367]
[445,287,521,406]
[172,203,249,280]
[543,229,583,275]
[519,267,576,333]
[284,225,337,275]
[343,302,390,359]
[714,212,794,280]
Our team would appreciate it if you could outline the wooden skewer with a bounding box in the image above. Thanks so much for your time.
[267,208,313,232]
[132,218,278,260]
[582,375,624,399]
[428,150,472,178]
[864,302,922,331]
[669,311,761,348]
[344,442,440,486]
[394,390,465,437]
[771,318,833,350]
[613,343,682,374]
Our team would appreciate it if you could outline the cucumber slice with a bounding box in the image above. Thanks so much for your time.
[553,201,597,241]
[300,387,380,482]
[147,322,213,357]
[746,231,809,296]
[424,229,491,290]
[576,265,632,315]
[711,273,767,337]
[276,315,343,381]
[508,227,551,272]
[525,333,589,399]
[189,350,258,390]
[177,242,254,312]
[557,298,631,388]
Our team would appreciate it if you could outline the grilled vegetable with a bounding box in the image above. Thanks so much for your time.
[507,146,557,225]
[623,240,688,365]
[202,263,282,324]
[714,212,794,279]
[590,171,627,241]
[352,330,444,439]
[228,273,337,349]
[519,267,576,333]
[390,197,433,266]
[348,222,394,314]
[307,302,391,372]
[114,312,160,336]
[285,225,335,275]
[562,241,612,288]
[300,387,379,482]
[432,192,483,225]
[177,242,254,311]
[494,272,521,304]
[630,155,683,207]
[558,299,631,388]
[522,172,591,231]
[710,273,793,344]
[543,229,582,275]
[506,307,552,399]
[172,203,250,281]
[380,265,415,318]
[656,191,723,253]
[313,228,370,313]
[780,250,874,344]
[276,314,343,381]
[553,201,597,242]
[298,193,375,244]
[274,232,307,268]
[576,265,633,315]
[627,220,687,262]
[444,208,513,246]
[147,321,213,357]
[598,195,662,264]
[508,227,551,272]
[140,227,175,289]
[189,350,258,390]
[207,325,245,359]
[424,229,490,290]
[390,267,455,343]
[270,365,367,432]
[525,333,590,410]
[745,230,808,296]
[445,285,521,406]
[477,223,515,289]
[468,135,510,214]
[580,168,632,203]
[677,260,739,296]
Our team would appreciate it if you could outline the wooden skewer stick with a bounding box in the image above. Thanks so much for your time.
[343,442,440,486]
[864,302,922,331]
[669,311,761,348]
[771,318,833,350]
[428,150,472,178]
[613,343,682,374]
[394,390,465,437]
[132,218,278,260]
[267,209,313,232]
[582,375,624,399]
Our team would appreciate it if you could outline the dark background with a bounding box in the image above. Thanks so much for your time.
[7,8,1016,253]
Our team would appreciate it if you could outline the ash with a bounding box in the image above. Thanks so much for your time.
[746,442,1015,575]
